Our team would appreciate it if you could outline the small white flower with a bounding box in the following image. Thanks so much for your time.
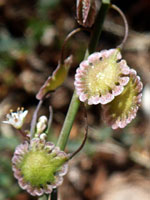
[3,107,28,129]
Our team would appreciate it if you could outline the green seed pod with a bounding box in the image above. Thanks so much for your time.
[12,138,68,196]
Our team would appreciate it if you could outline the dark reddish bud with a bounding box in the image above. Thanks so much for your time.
[76,0,96,27]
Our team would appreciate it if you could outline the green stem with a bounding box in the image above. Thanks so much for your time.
[56,91,80,150]
[88,0,111,54]
[56,0,111,151]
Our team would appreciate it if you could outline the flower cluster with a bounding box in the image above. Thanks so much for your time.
[74,48,143,129]
[3,108,69,196]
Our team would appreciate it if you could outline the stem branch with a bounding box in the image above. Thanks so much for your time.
[56,91,80,150]
[30,100,43,139]
[51,1,111,199]
[60,27,89,64]
[111,4,128,49]
[69,105,88,159]
[57,0,111,151]
[88,0,111,54]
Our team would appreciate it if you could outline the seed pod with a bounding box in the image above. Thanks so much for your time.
[102,69,143,129]
[74,49,130,105]
[12,138,68,196]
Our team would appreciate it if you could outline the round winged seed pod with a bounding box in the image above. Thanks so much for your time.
[74,49,130,105]
[12,138,68,196]
[102,68,143,129]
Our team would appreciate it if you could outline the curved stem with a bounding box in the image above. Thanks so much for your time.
[56,91,80,149]
[60,27,89,64]
[50,1,111,200]
[47,106,53,135]
[30,100,43,139]
[18,129,30,141]
[57,0,111,151]
[111,4,129,49]
[69,105,88,160]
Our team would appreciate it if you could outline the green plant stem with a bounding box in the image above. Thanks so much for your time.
[56,0,111,151]
[56,91,80,150]
[52,1,111,200]
[88,0,111,54]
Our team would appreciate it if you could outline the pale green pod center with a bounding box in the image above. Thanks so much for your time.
[84,50,121,97]
[19,150,67,187]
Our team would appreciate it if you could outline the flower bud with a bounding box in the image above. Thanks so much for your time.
[36,115,48,134]
[3,107,28,129]
[76,0,96,27]
[38,115,48,123]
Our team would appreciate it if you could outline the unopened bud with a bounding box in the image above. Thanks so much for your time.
[38,116,48,123]
[76,0,96,27]
[36,121,47,134]
[40,133,47,140]
[36,116,48,134]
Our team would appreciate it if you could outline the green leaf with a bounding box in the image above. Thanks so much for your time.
[36,55,73,100]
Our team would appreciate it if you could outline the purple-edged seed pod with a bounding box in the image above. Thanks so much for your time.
[102,68,143,129]
[12,138,69,196]
[74,48,130,105]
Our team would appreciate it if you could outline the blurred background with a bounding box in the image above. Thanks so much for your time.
[0,0,150,199]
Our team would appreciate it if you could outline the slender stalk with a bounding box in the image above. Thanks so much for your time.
[47,106,53,135]
[30,100,43,139]
[111,4,128,49]
[18,129,30,141]
[57,0,111,151]
[60,27,89,64]
[69,105,88,160]
[51,1,111,199]
[56,91,80,150]
[88,0,111,54]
